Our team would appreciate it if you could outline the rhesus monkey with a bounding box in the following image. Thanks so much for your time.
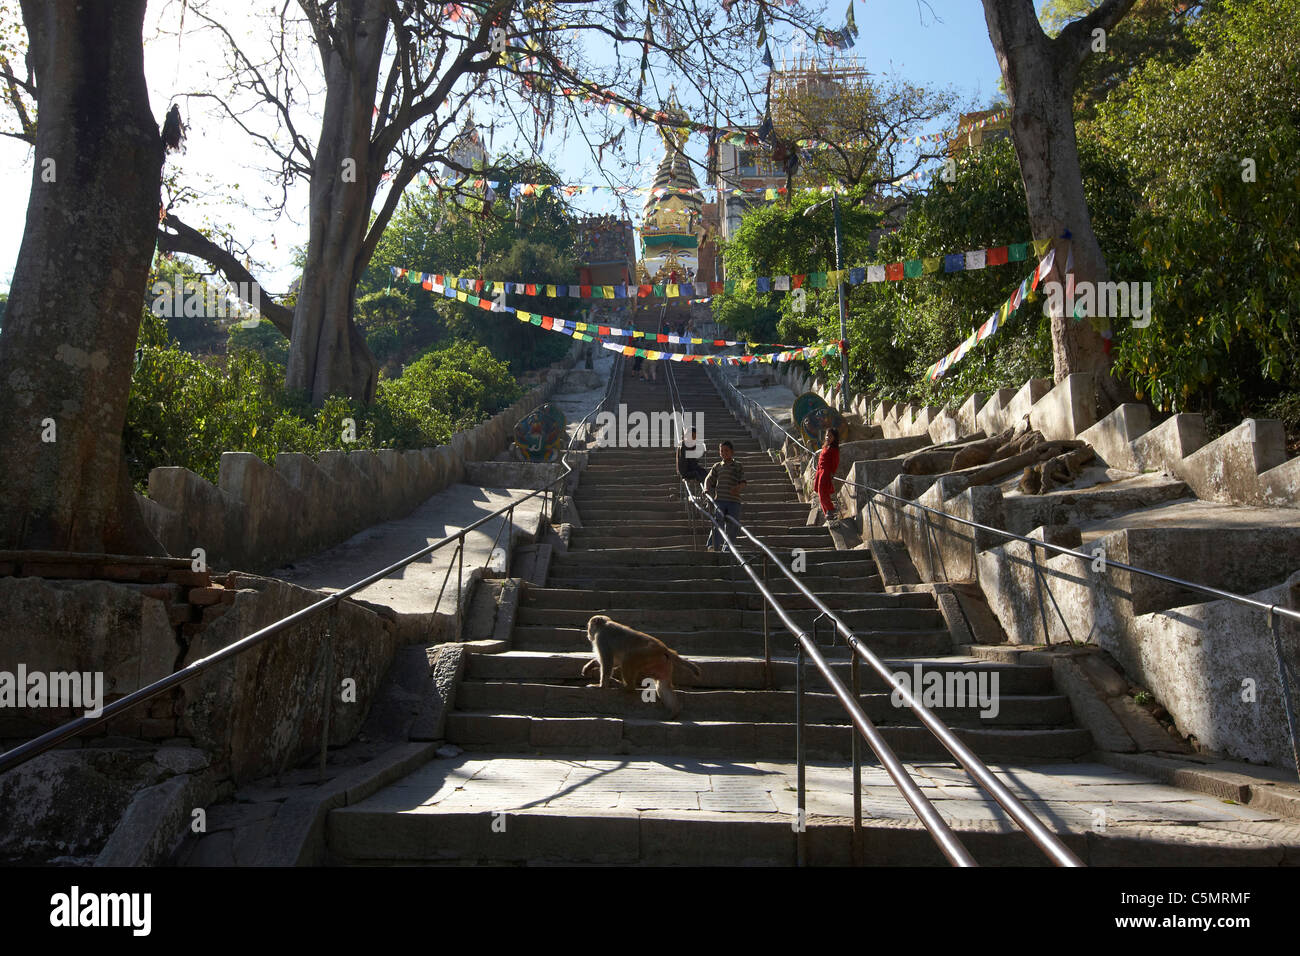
[581,614,701,719]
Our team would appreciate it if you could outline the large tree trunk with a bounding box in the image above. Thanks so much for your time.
[981,0,1137,411]
[285,0,386,406]
[0,0,165,555]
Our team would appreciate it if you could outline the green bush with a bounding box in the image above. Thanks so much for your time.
[125,313,525,490]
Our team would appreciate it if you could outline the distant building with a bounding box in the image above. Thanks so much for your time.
[639,92,706,284]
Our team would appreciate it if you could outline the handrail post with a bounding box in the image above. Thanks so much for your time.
[1267,609,1300,780]
[318,603,338,783]
[1029,542,1053,645]
[796,634,807,868]
[762,553,772,689]
[851,650,862,865]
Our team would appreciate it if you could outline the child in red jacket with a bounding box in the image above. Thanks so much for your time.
[815,427,841,521]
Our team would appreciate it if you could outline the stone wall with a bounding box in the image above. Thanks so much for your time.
[139,373,566,573]
[0,562,399,862]
[865,371,1300,511]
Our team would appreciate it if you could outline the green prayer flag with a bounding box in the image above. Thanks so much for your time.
[808,272,828,288]
[904,259,924,278]
[1008,243,1029,262]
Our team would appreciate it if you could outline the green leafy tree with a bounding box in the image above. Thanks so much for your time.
[228,318,291,368]
[1041,0,1212,120]
[1096,0,1300,416]
[867,137,1141,407]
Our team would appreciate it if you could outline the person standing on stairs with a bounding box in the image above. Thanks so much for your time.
[814,427,841,522]
[677,427,707,492]
[703,440,747,551]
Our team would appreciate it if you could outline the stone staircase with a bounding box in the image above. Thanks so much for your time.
[326,360,1097,864]
[446,363,1088,762]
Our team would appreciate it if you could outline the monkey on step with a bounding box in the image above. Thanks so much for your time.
[581,614,701,719]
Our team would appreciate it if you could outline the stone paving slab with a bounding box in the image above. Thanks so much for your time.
[342,753,1296,851]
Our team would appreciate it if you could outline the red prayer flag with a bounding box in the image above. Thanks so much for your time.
[541,316,553,330]
[525,283,537,296]
[598,325,611,336]
[657,333,668,343]
[885,262,905,281]
[987,246,1009,266]
[580,285,592,297]
[709,282,723,294]
[791,274,806,289]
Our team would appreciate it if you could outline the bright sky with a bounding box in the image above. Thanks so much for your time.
[0,1,1019,296]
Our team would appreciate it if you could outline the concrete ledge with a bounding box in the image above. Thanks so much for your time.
[999,378,1050,434]
[956,393,987,439]
[975,388,1016,437]
[251,741,440,866]
[1028,373,1096,442]
[1077,403,1150,471]
[927,409,961,445]
[1052,655,1136,753]
[1178,419,1287,506]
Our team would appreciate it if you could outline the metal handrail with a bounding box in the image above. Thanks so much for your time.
[666,360,1080,866]
[708,366,1300,778]
[0,354,625,776]
[711,365,1300,625]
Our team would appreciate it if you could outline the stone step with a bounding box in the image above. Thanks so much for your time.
[510,625,955,657]
[573,521,821,537]
[521,588,934,613]
[568,534,833,550]
[465,652,1056,695]
[455,682,1071,726]
[551,549,879,568]
[577,504,811,520]
[444,713,1093,761]
[544,573,883,593]
[513,605,947,632]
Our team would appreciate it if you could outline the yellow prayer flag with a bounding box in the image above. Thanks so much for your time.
[546,284,557,297]
[1033,239,1052,255]
[741,279,755,292]
[923,258,942,274]
[456,291,468,302]
[602,285,614,298]
[691,337,703,344]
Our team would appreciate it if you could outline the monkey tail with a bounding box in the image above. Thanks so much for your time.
[670,649,702,677]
